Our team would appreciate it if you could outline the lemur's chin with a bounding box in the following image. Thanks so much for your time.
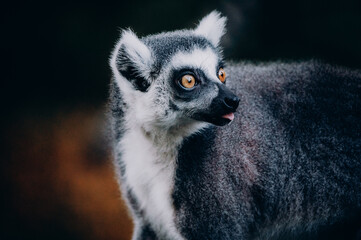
[216,119,232,126]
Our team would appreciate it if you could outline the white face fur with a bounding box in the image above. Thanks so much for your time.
[110,11,238,132]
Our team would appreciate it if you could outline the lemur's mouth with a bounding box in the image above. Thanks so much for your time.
[222,112,234,122]
[209,112,235,126]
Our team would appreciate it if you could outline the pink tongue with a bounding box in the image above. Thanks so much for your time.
[222,112,234,121]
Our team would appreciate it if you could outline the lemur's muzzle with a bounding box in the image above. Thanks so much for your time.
[221,95,240,122]
[198,84,240,126]
[217,84,240,122]
[190,83,239,126]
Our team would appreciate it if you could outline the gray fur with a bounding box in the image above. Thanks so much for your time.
[109,11,361,240]
[142,32,215,76]
[173,61,361,239]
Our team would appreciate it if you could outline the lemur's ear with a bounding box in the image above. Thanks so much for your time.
[194,11,227,47]
[114,29,153,92]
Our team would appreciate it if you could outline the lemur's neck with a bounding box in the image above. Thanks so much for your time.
[139,120,210,157]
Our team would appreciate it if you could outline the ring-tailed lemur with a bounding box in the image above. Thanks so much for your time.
[109,11,361,240]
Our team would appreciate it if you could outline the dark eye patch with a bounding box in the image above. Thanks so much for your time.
[170,67,215,102]
[174,69,199,84]
[216,60,225,74]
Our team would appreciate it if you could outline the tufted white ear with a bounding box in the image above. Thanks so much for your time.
[118,29,153,78]
[194,10,227,47]
[110,29,153,91]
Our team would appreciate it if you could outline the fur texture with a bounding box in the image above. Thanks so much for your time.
[109,10,361,240]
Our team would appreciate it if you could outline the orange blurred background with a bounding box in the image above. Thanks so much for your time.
[2,109,133,240]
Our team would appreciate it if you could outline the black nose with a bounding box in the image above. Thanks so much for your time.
[224,96,240,111]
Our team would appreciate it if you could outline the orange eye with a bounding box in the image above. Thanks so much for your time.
[180,74,196,89]
[218,68,226,83]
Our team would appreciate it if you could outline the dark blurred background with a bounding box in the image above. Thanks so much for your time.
[1,0,361,239]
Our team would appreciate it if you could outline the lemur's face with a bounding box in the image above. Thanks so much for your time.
[163,47,239,126]
[111,11,239,128]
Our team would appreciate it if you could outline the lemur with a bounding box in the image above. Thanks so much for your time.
[108,11,361,240]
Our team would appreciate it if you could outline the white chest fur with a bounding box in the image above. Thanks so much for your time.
[119,126,184,240]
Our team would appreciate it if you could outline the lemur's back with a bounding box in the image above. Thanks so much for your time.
[173,61,361,239]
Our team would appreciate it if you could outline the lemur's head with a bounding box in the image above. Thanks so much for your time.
[110,11,239,131]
